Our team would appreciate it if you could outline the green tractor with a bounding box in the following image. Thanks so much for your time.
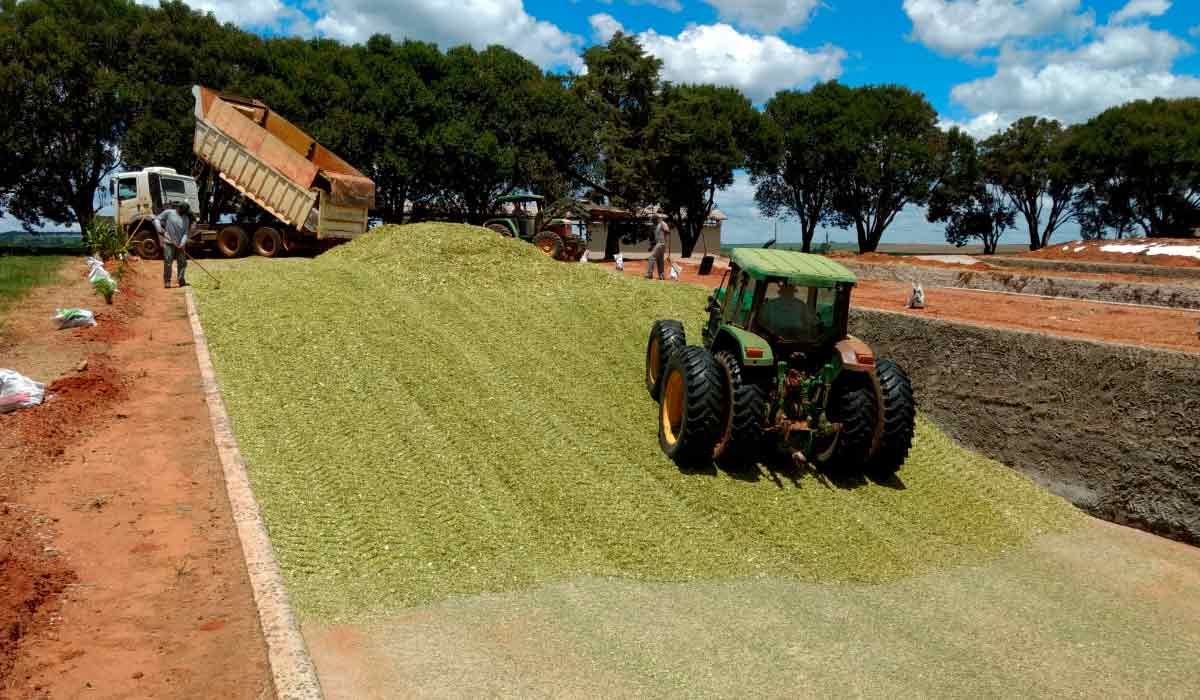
[484,194,589,261]
[645,248,916,475]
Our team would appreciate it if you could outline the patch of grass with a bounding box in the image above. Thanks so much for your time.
[195,224,1081,621]
[0,255,68,321]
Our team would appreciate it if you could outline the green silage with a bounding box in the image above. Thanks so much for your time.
[194,224,1080,621]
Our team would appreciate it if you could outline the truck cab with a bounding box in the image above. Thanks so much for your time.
[111,167,202,259]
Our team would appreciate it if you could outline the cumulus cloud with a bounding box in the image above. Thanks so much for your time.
[313,0,584,70]
[902,0,1092,57]
[939,111,1009,138]
[633,23,845,102]
[950,23,1200,124]
[702,0,822,34]
[1110,0,1171,25]
[137,0,313,33]
[589,13,624,43]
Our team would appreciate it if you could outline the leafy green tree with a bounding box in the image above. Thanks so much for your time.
[826,84,942,253]
[646,84,763,257]
[927,128,1015,254]
[979,117,1079,250]
[749,82,853,252]
[0,0,142,234]
[1072,98,1200,238]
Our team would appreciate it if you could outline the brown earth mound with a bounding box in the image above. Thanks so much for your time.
[1024,238,1200,268]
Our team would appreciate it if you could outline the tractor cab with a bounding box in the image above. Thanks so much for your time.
[704,249,857,361]
[485,194,545,239]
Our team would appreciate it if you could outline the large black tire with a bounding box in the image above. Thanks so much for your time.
[658,346,727,469]
[533,231,563,259]
[130,230,161,260]
[645,320,686,400]
[217,225,250,258]
[253,226,283,257]
[487,222,514,237]
[870,359,917,476]
[713,351,769,469]
[827,370,881,469]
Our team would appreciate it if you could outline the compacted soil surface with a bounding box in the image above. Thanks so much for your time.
[0,259,271,698]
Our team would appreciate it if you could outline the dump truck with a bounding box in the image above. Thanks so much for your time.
[113,85,375,259]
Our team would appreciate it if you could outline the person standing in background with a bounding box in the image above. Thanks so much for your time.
[646,214,669,280]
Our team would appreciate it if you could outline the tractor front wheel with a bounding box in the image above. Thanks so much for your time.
[827,371,881,470]
[533,231,563,259]
[487,223,514,237]
[645,319,686,400]
[713,351,768,469]
[659,346,727,469]
[869,359,916,476]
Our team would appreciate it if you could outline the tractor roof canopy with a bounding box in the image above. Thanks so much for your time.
[729,249,857,288]
[496,194,544,204]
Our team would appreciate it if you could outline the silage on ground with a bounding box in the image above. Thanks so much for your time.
[194,223,1081,621]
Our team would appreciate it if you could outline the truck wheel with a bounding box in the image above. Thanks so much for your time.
[487,223,514,237]
[659,346,727,469]
[645,320,686,400]
[533,231,562,259]
[713,351,768,469]
[217,225,250,258]
[253,226,283,257]
[131,231,161,260]
[827,371,881,470]
[870,359,916,477]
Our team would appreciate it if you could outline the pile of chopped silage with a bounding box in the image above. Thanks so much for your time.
[193,223,1081,621]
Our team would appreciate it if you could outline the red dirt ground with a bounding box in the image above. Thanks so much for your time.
[603,260,1200,354]
[0,260,272,698]
[1021,238,1200,268]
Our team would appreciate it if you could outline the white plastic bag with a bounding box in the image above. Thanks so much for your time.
[669,263,681,281]
[54,308,96,330]
[0,369,45,413]
[579,250,588,264]
[614,253,624,271]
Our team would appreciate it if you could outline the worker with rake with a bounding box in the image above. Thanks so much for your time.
[154,203,192,288]
[646,213,670,280]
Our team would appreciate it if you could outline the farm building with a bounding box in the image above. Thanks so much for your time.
[583,203,725,259]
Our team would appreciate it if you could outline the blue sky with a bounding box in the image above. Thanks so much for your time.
[10,1,1200,245]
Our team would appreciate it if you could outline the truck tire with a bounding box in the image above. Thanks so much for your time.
[253,226,283,257]
[130,230,161,260]
[827,371,881,470]
[870,359,916,477]
[533,231,562,259]
[217,225,250,258]
[659,346,727,469]
[713,351,768,469]
[645,320,686,400]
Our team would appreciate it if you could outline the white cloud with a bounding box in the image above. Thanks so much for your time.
[313,0,584,71]
[589,13,624,43]
[902,0,1093,57]
[703,0,822,34]
[939,111,1009,138]
[1110,0,1170,25]
[137,0,312,34]
[950,23,1200,124]
[633,23,846,102]
[595,0,683,10]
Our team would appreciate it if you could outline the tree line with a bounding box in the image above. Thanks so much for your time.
[2,0,1198,256]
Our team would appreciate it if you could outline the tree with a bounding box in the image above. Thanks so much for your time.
[645,84,763,257]
[927,128,1015,254]
[0,0,142,234]
[980,117,1079,250]
[1072,98,1200,238]
[749,82,853,252]
[826,84,942,253]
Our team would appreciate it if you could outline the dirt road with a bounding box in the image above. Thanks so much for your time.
[606,260,1200,353]
[0,260,271,698]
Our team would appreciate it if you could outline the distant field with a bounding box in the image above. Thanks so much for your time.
[0,255,67,321]
[722,241,1029,256]
[0,231,85,254]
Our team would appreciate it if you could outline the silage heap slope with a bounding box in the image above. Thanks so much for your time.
[196,223,1078,620]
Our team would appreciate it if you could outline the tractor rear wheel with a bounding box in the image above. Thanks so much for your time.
[870,359,916,476]
[217,225,250,258]
[827,371,881,469]
[533,231,563,259]
[713,351,768,468]
[659,346,727,469]
[645,320,686,400]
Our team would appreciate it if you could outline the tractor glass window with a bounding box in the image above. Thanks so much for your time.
[723,274,750,324]
[161,178,186,196]
[116,179,137,201]
[758,281,822,341]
